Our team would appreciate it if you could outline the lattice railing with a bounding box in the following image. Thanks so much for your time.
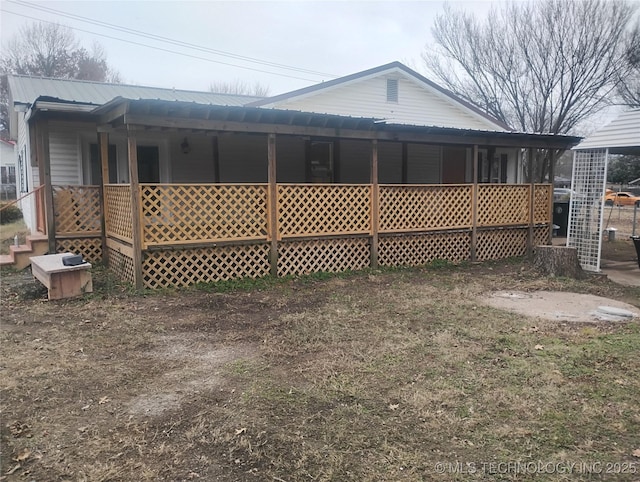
[477,184,530,227]
[534,184,552,224]
[278,184,371,238]
[56,238,102,263]
[53,185,101,236]
[379,231,470,266]
[278,238,370,276]
[143,244,270,289]
[476,228,528,261]
[105,184,133,242]
[140,184,268,247]
[379,185,472,232]
[108,246,135,284]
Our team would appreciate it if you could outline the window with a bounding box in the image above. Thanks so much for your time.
[18,150,28,193]
[387,79,399,102]
[1,165,15,184]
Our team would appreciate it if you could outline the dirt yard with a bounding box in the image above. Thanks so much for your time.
[1,260,640,481]
[602,205,639,238]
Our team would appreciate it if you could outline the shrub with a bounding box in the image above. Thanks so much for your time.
[0,204,23,225]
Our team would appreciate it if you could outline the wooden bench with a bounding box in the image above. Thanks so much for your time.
[30,253,93,300]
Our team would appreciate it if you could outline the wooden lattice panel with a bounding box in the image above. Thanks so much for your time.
[141,184,268,247]
[278,238,370,276]
[142,244,270,289]
[56,237,102,263]
[476,228,528,261]
[108,247,135,284]
[105,185,133,242]
[477,185,530,227]
[379,232,470,267]
[53,185,101,236]
[534,184,552,224]
[379,185,472,232]
[533,225,551,247]
[278,185,371,238]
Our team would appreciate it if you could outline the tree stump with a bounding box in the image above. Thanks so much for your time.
[534,246,586,279]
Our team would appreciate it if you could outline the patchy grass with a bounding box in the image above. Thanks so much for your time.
[0,219,29,255]
[1,261,639,481]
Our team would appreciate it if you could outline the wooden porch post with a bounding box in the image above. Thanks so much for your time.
[470,144,479,262]
[36,120,56,254]
[99,132,109,264]
[370,139,379,269]
[127,132,143,290]
[547,149,555,245]
[267,133,278,277]
[527,148,535,257]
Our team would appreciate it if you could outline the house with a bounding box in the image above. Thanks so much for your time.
[4,62,580,288]
[0,138,16,200]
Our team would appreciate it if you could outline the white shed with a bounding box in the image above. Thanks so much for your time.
[569,109,640,271]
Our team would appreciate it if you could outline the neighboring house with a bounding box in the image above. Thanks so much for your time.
[4,62,580,288]
[0,139,17,200]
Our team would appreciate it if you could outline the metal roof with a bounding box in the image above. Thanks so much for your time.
[7,75,264,108]
[575,109,640,152]
[92,97,581,150]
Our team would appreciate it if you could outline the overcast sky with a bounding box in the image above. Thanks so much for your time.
[0,0,496,95]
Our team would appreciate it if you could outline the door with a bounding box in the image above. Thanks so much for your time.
[442,146,467,184]
[308,141,333,183]
[137,146,160,183]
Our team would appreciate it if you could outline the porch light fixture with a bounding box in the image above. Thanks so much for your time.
[180,137,191,154]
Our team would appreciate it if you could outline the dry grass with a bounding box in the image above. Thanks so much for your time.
[602,205,639,238]
[1,261,639,481]
[0,219,29,255]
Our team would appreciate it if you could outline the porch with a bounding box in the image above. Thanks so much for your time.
[50,180,551,289]
[31,99,578,289]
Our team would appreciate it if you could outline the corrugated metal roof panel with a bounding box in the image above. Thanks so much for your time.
[8,75,264,107]
[575,109,640,149]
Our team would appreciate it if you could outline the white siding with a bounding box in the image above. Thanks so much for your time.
[16,114,36,231]
[407,144,441,183]
[269,74,498,131]
[49,121,89,185]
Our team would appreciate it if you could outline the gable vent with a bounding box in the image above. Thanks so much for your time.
[386,79,398,102]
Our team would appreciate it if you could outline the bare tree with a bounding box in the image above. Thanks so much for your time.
[0,22,120,133]
[618,21,640,107]
[209,79,270,97]
[424,0,638,179]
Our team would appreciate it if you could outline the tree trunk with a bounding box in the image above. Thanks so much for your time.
[534,246,586,279]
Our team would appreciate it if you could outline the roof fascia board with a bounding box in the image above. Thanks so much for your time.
[97,99,130,125]
[33,100,96,113]
[121,113,578,149]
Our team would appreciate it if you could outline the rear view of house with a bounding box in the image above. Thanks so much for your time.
[4,62,580,288]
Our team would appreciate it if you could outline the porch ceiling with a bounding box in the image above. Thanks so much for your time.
[93,97,581,149]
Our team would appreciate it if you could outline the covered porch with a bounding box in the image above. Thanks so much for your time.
[37,100,579,289]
